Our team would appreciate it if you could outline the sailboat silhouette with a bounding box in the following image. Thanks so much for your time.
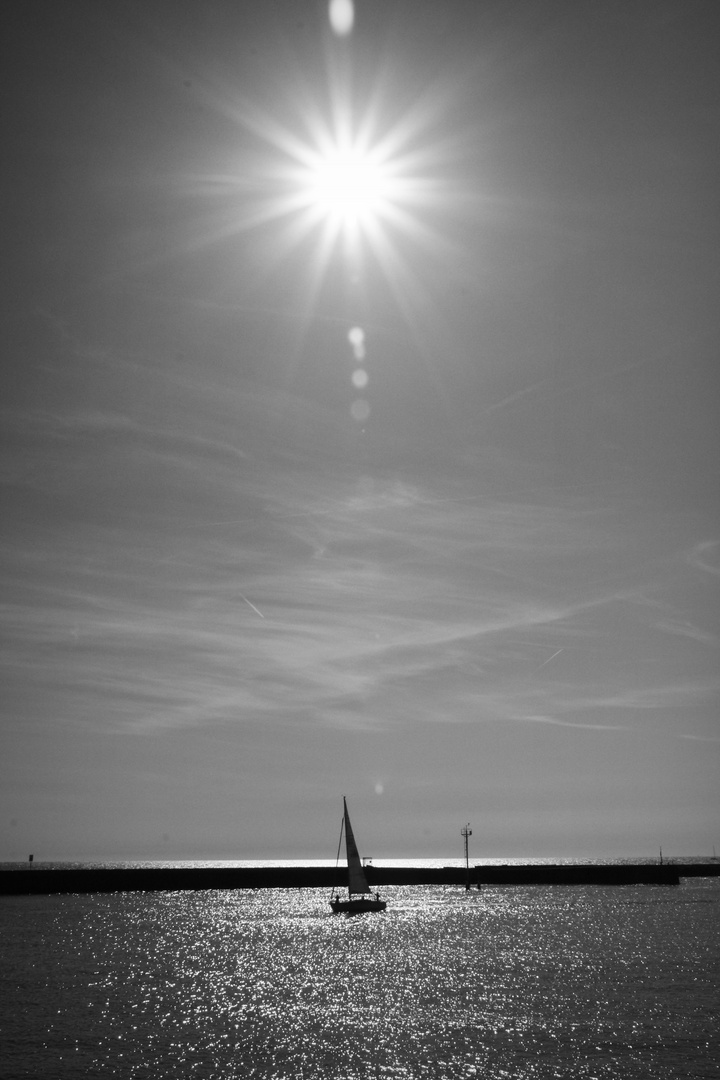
[330,797,386,914]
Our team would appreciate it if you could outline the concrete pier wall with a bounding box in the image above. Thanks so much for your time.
[473,864,682,886]
[0,861,707,895]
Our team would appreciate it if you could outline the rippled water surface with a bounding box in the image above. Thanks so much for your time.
[2,880,719,1078]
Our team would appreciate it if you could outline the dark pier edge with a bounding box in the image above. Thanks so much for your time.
[2,862,718,895]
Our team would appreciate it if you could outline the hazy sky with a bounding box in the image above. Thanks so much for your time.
[2,0,719,861]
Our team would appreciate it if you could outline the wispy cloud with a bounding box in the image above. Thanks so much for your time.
[501,713,626,732]
[559,683,720,712]
[688,540,720,578]
[2,408,718,747]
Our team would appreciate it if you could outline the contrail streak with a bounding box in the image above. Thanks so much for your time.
[536,648,563,670]
[240,594,265,618]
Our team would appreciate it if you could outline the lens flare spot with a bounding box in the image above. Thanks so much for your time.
[348,326,366,360]
[352,369,368,389]
[351,398,370,422]
[329,0,354,37]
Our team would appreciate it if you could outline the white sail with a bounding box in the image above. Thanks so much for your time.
[344,797,371,894]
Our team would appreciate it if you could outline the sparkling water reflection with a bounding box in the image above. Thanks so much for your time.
[1,881,718,1077]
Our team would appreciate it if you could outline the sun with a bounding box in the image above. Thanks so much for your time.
[277,112,442,274]
[299,142,392,234]
[185,69,464,316]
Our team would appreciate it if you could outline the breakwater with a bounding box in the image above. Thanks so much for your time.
[473,863,685,886]
[1,862,710,895]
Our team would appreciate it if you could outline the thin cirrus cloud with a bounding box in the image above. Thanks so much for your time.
[687,541,720,578]
[3,440,714,746]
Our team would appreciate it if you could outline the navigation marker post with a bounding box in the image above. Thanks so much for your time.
[461,823,472,890]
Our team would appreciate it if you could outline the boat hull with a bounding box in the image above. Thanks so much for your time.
[330,896,386,914]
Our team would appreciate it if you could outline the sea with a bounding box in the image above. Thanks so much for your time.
[1,860,719,1079]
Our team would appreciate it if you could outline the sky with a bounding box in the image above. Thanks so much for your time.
[1,0,719,862]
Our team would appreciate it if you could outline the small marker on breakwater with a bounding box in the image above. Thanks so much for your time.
[461,824,472,891]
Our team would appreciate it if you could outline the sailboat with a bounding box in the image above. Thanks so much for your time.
[330,797,387,914]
